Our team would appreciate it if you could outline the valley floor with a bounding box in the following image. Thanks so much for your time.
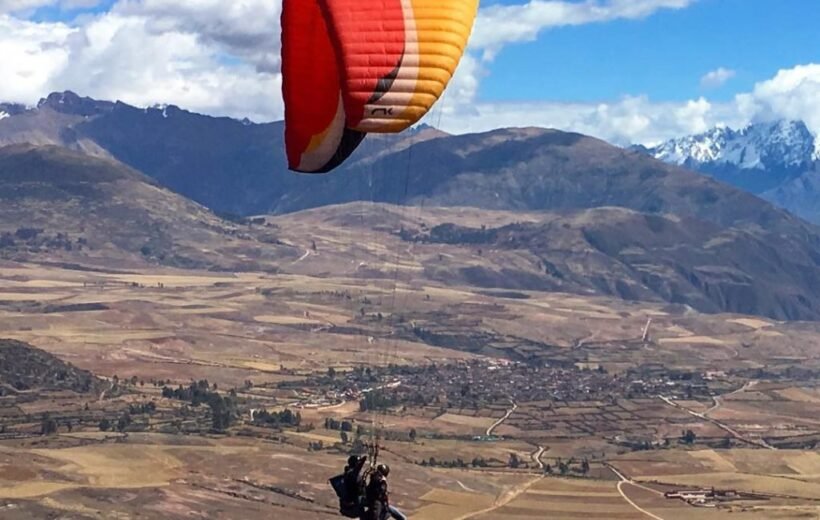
[1,260,819,519]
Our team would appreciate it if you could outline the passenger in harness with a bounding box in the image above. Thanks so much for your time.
[364,464,406,520]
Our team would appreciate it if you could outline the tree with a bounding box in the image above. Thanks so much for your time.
[99,418,112,432]
[409,428,417,442]
[681,429,697,445]
[581,459,590,475]
[508,453,521,469]
[41,414,58,436]
[328,367,337,379]
[340,431,349,444]
[117,413,132,432]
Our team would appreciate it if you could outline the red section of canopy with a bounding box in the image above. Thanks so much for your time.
[321,0,407,127]
[281,0,343,170]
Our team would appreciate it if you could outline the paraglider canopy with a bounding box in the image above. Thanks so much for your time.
[281,0,479,173]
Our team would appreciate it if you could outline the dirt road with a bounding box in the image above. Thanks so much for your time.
[486,401,517,436]
[608,464,666,520]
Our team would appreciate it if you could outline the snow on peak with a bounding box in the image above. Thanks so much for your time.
[0,111,8,121]
[651,125,734,165]
[648,120,817,170]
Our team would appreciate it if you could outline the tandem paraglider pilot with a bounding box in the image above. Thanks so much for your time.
[330,456,406,520]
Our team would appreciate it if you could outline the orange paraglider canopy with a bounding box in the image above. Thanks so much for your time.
[281,0,479,173]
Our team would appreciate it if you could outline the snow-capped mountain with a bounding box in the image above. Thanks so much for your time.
[649,120,817,170]
[640,120,818,195]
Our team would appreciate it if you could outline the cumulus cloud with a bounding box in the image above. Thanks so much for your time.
[0,6,283,121]
[435,95,746,146]
[47,12,281,120]
[114,0,283,73]
[0,15,73,102]
[738,64,820,131]
[700,67,736,89]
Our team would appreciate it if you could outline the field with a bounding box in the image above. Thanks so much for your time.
[2,224,820,519]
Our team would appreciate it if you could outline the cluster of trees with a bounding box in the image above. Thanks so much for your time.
[162,380,237,432]
[544,458,591,476]
[40,414,77,436]
[420,455,510,469]
[0,228,86,252]
[324,418,354,432]
[359,390,401,412]
[253,409,302,428]
[420,457,470,468]
[161,380,219,403]
[98,412,134,433]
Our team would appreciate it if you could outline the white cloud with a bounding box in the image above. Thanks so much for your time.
[50,13,281,120]
[0,15,73,102]
[114,0,283,73]
[472,0,697,60]
[700,67,736,89]
[738,64,820,131]
[0,7,283,121]
[433,95,745,146]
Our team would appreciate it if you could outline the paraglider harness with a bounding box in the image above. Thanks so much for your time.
[329,442,382,518]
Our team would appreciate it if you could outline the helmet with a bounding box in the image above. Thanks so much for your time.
[377,464,390,477]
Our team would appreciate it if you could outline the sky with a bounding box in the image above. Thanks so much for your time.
[1,0,819,146]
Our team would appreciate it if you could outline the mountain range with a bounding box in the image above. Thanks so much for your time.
[639,120,820,223]
[2,91,820,320]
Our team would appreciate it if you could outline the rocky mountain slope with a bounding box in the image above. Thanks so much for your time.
[0,144,299,270]
[0,339,104,394]
[271,203,820,321]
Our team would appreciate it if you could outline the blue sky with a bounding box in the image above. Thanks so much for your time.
[1,0,819,145]
[29,0,115,22]
[480,0,820,104]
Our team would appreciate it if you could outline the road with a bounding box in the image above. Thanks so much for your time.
[486,401,517,436]
[608,464,667,520]
[453,475,543,520]
[294,249,311,264]
[704,381,756,416]
[659,394,775,450]
[531,446,546,470]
